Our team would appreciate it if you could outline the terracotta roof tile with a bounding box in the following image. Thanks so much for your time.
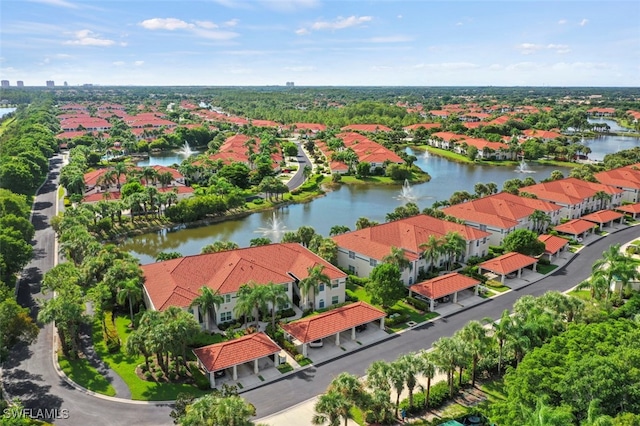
[193,332,280,372]
[553,219,595,235]
[479,252,537,275]
[520,177,623,205]
[594,164,640,190]
[616,203,640,214]
[281,302,385,343]
[538,234,569,255]
[142,243,346,311]
[581,209,624,224]
[410,273,480,300]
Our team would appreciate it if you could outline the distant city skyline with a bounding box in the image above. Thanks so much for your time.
[1,0,639,87]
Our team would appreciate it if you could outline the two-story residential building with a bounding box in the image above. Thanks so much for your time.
[141,243,347,330]
[442,192,562,246]
[594,164,640,203]
[519,177,624,220]
[331,215,490,286]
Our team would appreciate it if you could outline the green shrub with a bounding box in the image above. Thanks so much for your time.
[103,311,121,353]
[405,296,430,312]
[144,371,153,381]
[189,362,210,390]
[537,257,551,265]
[294,354,305,362]
[253,198,264,205]
[156,371,165,380]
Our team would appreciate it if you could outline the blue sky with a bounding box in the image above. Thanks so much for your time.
[1,0,639,87]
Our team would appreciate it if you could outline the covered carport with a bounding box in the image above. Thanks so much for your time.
[553,219,595,241]
[409,272,480,312]
[478,252,538,284]
[538,234,570,261]
[615,203,640,219]
[281,301,386,357]
[193,332,281,388]
[582,209,624,231]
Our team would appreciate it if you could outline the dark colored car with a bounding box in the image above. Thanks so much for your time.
[355,323,368,332]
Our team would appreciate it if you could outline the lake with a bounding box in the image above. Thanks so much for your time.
[0,107,17,118]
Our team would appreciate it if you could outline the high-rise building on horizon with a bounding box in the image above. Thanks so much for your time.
[16,81,24,87]
[1,80,9,88]
[46,80,55,87]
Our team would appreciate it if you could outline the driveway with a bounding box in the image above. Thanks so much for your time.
[285,144,312,190]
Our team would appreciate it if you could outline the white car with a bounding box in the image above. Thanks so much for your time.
[309,339,323,348]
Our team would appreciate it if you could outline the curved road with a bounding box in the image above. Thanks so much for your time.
[285,144,313,190]
[2,152,638,425]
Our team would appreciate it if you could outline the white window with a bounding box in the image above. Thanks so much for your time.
[349,251,355,259]
[331,296,339,305]
[369,258,377,267]
[319,299,325,309]
[331,282,339,289]
[318,284,325,292]
[220,311,232,322]
[225,294,231,303]
[348,265,355,274]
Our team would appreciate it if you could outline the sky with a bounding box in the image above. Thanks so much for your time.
[1,0,639,87]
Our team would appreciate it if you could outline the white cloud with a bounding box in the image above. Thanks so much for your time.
[368,35,412,43]
[28,0,78,9]
[310,16,372,31]
[397,15,403,19]
[516,43,543,55]
[64,30,115,46]
[134,61,144,66]
[140,18,194,31]
[261,0,319,12]
[295,28,310,35]
[224,19,239,27]
[580,18,589,26]
[547,43,571,54]
[113,61,125,66]
[195,21,218,29]
[456,22,463,26]
[284,65,315,72]
[558,19,567,24]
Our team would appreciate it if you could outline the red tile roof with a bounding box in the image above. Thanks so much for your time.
[520,177,623,205]
[538,234,569,255]
[581,209,624,224]
[337,132,404,165]
[594,164,640,190]
[291,123,327,132]
[142,243,346,311]
[523,129,563,140]
[193,332,280,373]
[410,273,480,300]
[281,302,385,343]
[553,219,596,235]
[479,252,537,275]
[404,123,441,131]
[332,214,490,261]
[341,124,392,132]
[615,203,640,214]
[82,186,193,203]
[431,131,466,142]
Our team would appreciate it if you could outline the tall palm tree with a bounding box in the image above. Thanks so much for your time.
[458,320,489,386]
[529,209,551,234]
[485,310,513,375]
[117,278,143,324]
[113,162,128,189]
[328,372,366,413]
[264,283,290,329]
[398,352,420,409]
[419,234,443,273]
[382,246,411,272]
[366,360,391,393]
[418,351,436,410]
[190,286,224,331]
[388,360,407,418]
[233,282,268,328]
[442,231,467,271]
[312,390,349,426]
[299,264,331,310]
[432,336,458,398]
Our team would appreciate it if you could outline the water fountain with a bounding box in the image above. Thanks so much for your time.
[255,211,287,242]
[178,141,194,157]
[423,150,430,159]
[515,159,536,173]
[396,179,419,203]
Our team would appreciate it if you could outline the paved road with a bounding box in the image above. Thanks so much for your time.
[2,152,638,425]
[1,155,173,426]
[285,144,312,190]
[243,226,640,419]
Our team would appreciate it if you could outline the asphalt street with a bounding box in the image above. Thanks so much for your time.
[285,144,312,190]
[1,152,638,426]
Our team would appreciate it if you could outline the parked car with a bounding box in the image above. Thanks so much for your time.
[436,295,451,304]
[214,369,226,378]
[309,339,324,348]
[355,323,368,333]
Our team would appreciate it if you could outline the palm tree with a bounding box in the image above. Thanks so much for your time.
[117,278,143,324]
[190,286,224,331]
[398,352,420,409]
[442,231,467,271]
[366,360,391,393]
[328,372,366,412]
[113,162,128,189]
[485,310,513,375]
[201,240,239,254]
[529,209,551,234]
[233,282,268,328]
[299,264,330,310]
[432,336,458,398]
[388,360,407,418]
[382,246,410,272]
[419,234,443,273]
[180,394,258,426]
[312,391,349,426]
[264,283,290,329]
[458,320,489,386]
[418,351,436,410]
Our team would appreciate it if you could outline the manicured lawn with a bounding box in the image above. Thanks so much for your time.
[349,406,366,426]
[58,353,116,397]
[537,263,558,275]
[568,289,592,301]
[480,378,507,403]
[93,316,208,401]
[347,282,439,331]
[485,280,510,293]
[418,146,472,163]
